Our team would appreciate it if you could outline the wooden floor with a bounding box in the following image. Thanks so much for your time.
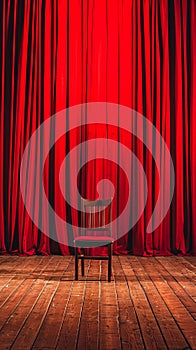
[0,256,195,350]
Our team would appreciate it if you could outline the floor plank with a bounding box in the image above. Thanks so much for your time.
[0,255,195,350]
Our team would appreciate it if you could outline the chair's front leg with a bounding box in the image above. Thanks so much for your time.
[75,246,78,280]
[81,248,85,276]
[108,244,112,282]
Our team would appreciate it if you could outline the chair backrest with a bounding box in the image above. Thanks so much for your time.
[81,198,112,236]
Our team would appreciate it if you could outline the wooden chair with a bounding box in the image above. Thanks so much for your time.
[74,198,113,282]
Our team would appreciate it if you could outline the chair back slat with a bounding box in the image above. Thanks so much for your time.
[103,206,105,228]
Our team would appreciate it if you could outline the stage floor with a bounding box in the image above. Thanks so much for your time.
[0,255,195,349]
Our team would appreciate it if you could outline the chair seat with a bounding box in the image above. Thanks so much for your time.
[74,236,113,248]
[74,236,114,242]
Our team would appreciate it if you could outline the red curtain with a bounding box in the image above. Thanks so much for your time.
[0,0,195,256]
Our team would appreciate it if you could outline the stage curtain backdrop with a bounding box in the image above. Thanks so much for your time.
[0,0,195,256]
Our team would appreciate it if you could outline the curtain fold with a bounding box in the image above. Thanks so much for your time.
[0,0,195,256]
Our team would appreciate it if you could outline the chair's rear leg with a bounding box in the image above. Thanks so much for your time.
[75,246,78,280]
[108,244,112,282]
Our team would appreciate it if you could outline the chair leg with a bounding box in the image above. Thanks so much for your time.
[81,248,85,276]
[75,246,78,280]
[81,258,84,276]
[108,244,112,282]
